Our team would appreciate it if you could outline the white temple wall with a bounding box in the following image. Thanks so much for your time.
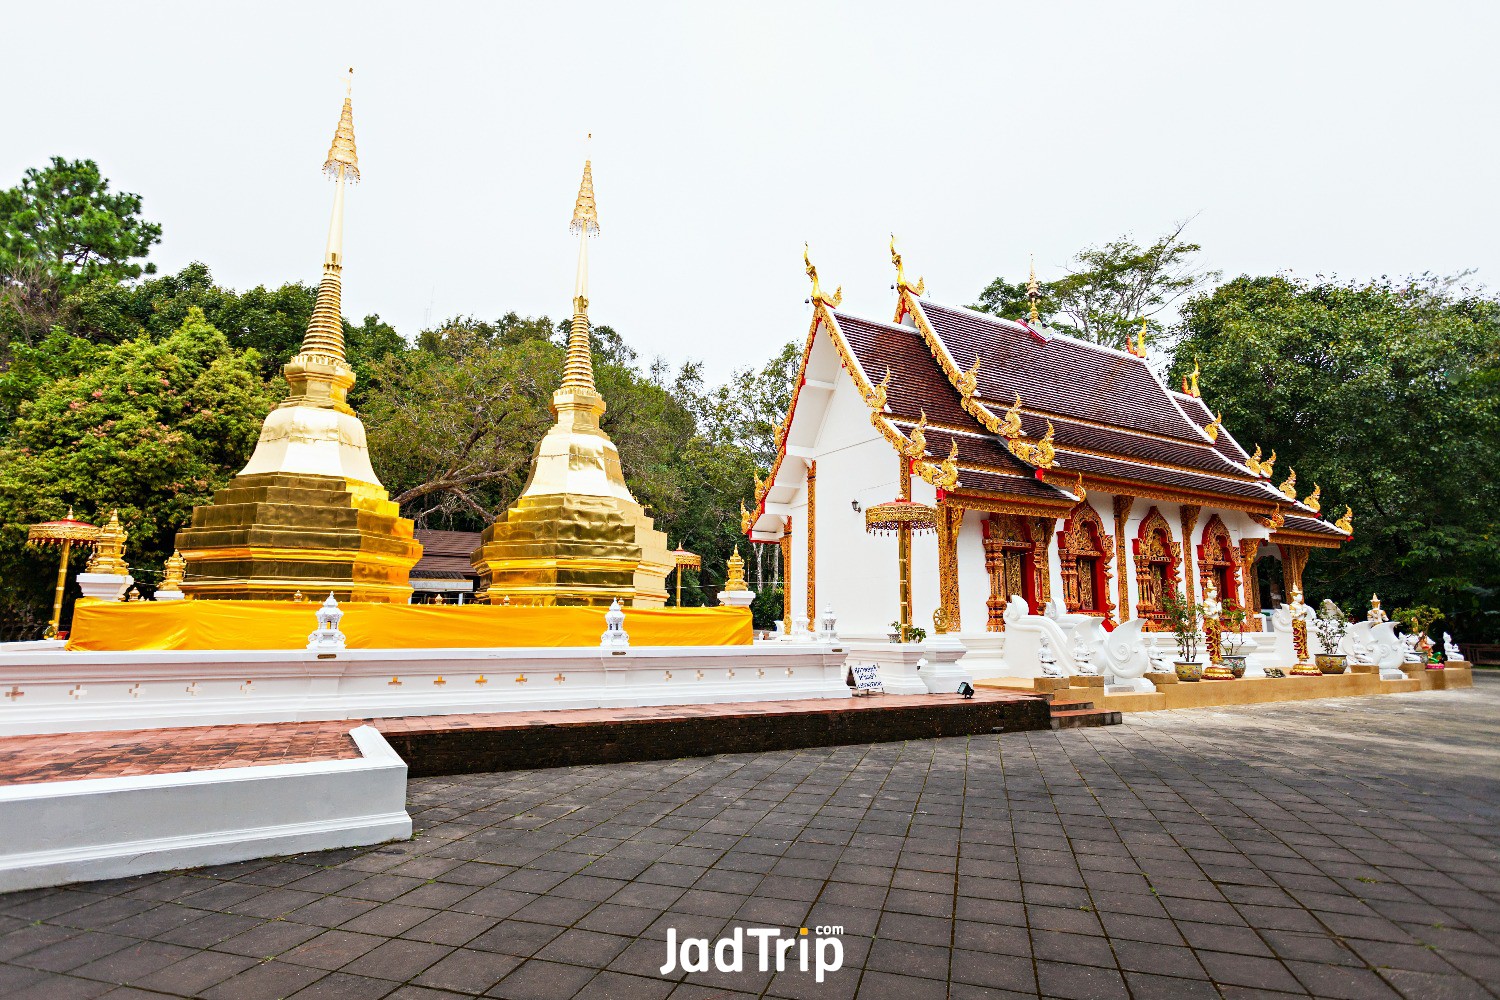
[802,358,908,638]
[956,510,993,634]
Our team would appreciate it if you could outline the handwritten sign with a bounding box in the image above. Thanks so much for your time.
[849,663,883,692]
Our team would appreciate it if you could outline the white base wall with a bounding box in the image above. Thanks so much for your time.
[0,726,411,893]
[0,642,851,736]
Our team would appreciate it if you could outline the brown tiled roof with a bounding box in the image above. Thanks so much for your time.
[1279,514,1348,537]
[1172,391,1255,465]
[1048,449,1290,504]
[413,529,480,580]
[918,300,1208,441]
[834,313,974,428]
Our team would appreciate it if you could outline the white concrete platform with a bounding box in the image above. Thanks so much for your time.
[0,726,411,893]
[0,642,851,736]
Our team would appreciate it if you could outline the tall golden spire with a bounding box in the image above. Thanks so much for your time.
[1026,254,1040,324]
[284,68,359,412]
[561,151,600,398]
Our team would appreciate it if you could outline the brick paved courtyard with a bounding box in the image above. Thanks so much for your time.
[3,677,1498,1000]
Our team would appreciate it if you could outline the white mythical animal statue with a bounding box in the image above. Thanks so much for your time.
[1341,620,1376,665]
[1368,622,1408,680]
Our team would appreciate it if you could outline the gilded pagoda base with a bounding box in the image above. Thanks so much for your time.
[471,492,671,608]
[175,472,421,602]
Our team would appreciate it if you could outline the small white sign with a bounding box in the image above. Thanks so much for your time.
[850,663,883,691]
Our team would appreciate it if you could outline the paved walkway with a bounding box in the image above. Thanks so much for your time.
[3,677,1498,999]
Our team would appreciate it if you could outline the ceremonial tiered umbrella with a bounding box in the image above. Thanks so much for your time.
[670,543,701,608]
[27,509,99,638]
[864,497,938,636]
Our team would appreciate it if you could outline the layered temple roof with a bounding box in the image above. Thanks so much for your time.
[749,262,1353,541]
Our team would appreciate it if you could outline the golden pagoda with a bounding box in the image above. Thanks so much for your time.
[469,156,672,607]
[175,71,422,601]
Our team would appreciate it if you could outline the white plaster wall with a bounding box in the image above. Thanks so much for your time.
[956,509,993,634]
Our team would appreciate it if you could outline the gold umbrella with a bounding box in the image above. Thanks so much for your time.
[670,543,701,608]
[864,497,937,637]
[27,509,99,638]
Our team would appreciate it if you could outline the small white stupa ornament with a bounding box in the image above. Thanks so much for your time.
[600,599,629,648]
[818,605,839,643]
[307,593,347,652]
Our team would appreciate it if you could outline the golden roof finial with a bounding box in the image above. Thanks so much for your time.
[1279,467,1298,499]
[1247,444,1264,476]
[1335,505,1353,533]
[1203,411,1223,443]
[1263,449,1276,477]
[804,244,842,308]
[1303,482,1321,513]
[1188,356,1201,397]
[1026,254,1040,325]
[864,367,891,411]
[323,68,359,182]
[904,410,929,458]
[956,355,981,397]
[998,392,1023,438]
[890,235,925,296]
[740,500,753,534]
[1133,317,1148,357]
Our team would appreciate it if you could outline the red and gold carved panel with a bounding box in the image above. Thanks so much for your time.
[1056,501,1116,624]
[1131,506,1180,631]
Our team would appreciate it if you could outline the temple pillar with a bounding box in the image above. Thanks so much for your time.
[780,520,793,634]
[1113,495,1134,620]
[805,461,816,625]
[1238,538,1262,628]
[935,503,962,633]
[1180,505,1201,605]
[1281,543,1309,597]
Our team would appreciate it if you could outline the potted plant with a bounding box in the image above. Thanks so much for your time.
[1220,604,1252,678]
[1393,605,1444,670]
[890,621,927,644]
[1313,600,1349,674]
[1160,589,1205,682]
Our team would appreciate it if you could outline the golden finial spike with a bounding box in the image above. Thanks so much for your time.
[1203,411,1222,443]
[1188,356,1201,397]
[890,235,924,296]
[1335,505,1353,534]
[1135,317,1148,357]
[323,70,359,183]
[804,244,842,308]
[1279,467,1298,500]
[561,155,600,397]
[1303,482,1321,513]
[1027,254,1040,324]
[570,157,600,236]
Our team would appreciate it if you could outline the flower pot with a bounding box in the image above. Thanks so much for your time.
[1174,661,1204,683]
[1315,653,1347,675]
[1222,655,1248,679]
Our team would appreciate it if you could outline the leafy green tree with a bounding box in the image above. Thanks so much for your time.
[0,157,162,288]
[0,308,274,624]
[974,221,1218,350]
[1172,274,1500,641]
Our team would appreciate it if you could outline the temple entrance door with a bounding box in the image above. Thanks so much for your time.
[1257,556,1284,613]
[983,515,1035,630]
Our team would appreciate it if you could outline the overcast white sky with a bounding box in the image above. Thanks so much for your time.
[7,2,1495,381]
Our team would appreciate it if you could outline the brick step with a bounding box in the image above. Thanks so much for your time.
[1049,708,1123,730]
[1048,697,1096,711]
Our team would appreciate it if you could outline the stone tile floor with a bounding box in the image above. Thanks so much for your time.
[2,676,1498,999]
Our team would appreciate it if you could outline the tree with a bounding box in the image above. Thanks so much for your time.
[0,308,274,625]
[0,157,161,290]
[1172,274,1500,641]
[974,220,1219,350]
[689,341,801,471]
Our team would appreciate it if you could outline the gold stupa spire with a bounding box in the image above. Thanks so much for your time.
[1027,254,1040,324]
[561,150,600,397]
[284,69,359,410]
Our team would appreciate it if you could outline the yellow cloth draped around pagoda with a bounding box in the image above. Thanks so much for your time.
[67,602,751,652]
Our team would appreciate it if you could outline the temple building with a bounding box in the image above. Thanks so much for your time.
[175,75,423,600]
[746,242,1351,656]
[468,159,673,606]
